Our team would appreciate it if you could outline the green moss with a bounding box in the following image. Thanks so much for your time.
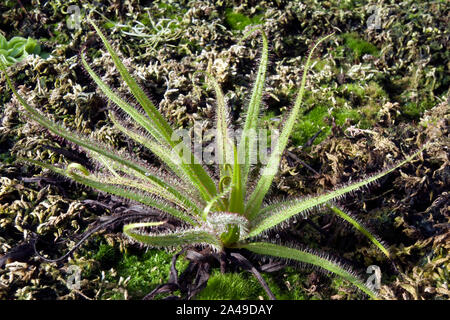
[291,104,330,146]
[0,151,15,164]
[100,248,188,299]
[338,0,367,10]
[260,110,277,122]
[49,25,70,44]
[366,81,388,99]
[195,267,310,300]
[312,59,329,72]
[195,271,264,300]
[289,82,387,146]
[334,108,361,125]
[0,90,11,106]
[156,2,187,20]
[402,100,435,119]
[224,8,264,31]
[342,83,366,100]
[3,0,16,8]
[342,33,379,60]
[330,276,360,299]
[93,244,120,270]
[331,45,346,59]
[178,38,201,54]
[290,93,365,147]
[86,47,102,60]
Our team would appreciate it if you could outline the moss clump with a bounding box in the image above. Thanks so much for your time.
[224,8,264,31]
[0,151,14,164]
[195,271,265,300]
[342,33,379,59]
[291,104,364,147]
[289,80,390,146]
[93,244,120,270]
[312,59,329,72]
[195,267,311,300]
[365,81,388,100]
[289,97,360,147]
[156,2,187,21]
[290,104,330,146]
[402,99,436,119]
[99,248,188,299]
[342,83,366,100]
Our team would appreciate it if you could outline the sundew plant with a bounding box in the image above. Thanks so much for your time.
[0,18,425,299]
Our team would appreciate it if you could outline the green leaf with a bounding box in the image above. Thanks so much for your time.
[80,53,166,144]
[202,185,232,220]
[220,224,240,247]
[83,22,218,202]
[245,34,334,219]
[1,60,198,217]
[109,112,204,207]
[238,27,268,188]
[328,204,390,258]
[7,37,26,49]
[24,37,40,55]
[22,158,198,226]
[7,47,21,58]
[228,145,244,214]
[239,242,378,299]
[124,224,221,249]
[0,34,7,48]
[247,146,425,238]
[207,72,233,176]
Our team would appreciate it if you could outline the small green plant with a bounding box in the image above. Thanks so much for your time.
[0,35,44,66]
[0,18,425,299]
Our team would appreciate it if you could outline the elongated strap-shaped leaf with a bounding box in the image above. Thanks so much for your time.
[109,112,204,205]
[94,154,185,207]
[0,60,194,204]
[247,147,425,237]
[239,242,378,299]
[88,19,218,202]
[91,153,200,214]
[124,224,221,249]
[109,112,185,180]
[81,54,217,203]
[80,54,166,144]
[89,148,199,215]
[109,174,197,214]
[328,204,390,258]
[238,27,268,188]
[23,158,198,226]
[194,71,234,176]
[109,112,212,210]
[2,50,215,211]
[89,18,174,143]
[211,74,233,176]
[245,34,334,219]
[1,65,140,178]
[0,61,171,184]
[228,145,244,214]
